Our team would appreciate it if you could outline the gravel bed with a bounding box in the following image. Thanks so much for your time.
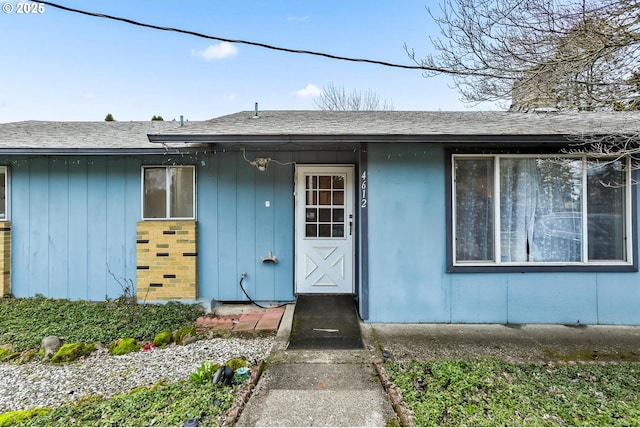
[0,336,275,412]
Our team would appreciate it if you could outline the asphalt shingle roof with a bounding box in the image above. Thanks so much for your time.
[157,110,640,137]
[0,120,192,153]
[1,111,639,152]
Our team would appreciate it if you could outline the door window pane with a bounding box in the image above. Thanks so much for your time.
[304,174,347,239]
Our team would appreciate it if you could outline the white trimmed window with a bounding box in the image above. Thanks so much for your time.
[142,166,195,220]
[452,155,632,267]
[0,166,7,220]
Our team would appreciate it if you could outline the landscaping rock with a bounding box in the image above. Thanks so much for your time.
[41,336,61,358]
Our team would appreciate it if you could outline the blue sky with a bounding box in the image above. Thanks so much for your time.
[0,0,484,123]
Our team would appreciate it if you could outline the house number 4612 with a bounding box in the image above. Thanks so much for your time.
[360,170,367,208]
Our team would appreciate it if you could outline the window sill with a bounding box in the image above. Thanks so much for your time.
[447,263,637,273]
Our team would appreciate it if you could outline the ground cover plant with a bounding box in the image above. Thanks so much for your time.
[0,297,254,427]
[385,358,640,427]
[0,295,204,352]
[8,379,237,427]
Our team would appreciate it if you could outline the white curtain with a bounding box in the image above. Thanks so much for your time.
[500,158,583,263]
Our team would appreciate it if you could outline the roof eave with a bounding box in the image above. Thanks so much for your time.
[0,147,211,155]
[147,133,575,145]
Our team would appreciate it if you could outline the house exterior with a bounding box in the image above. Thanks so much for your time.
[1,110,640,324]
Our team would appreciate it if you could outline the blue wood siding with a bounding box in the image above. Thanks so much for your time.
[7,151,356,304]
[196,150,356,304]
[10,157,139,300]
[8,145,639,324]
[363,143,640,324]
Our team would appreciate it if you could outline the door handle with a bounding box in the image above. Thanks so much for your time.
[349,214,353,235]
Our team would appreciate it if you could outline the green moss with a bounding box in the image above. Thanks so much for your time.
[173,325,196,345]
[16,348,40,364]
[1,351,20,362]
[544,347,640,362]
[225,357,249,371]
[83,342,96,355]
[0,408,50,426]
[51,342,93,363]
[108,338,141,355]
[153,331,173,347]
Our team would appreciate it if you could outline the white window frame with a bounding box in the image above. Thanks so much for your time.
[451,154,633,268]
[0,166,8,221]
[141,165,196,220]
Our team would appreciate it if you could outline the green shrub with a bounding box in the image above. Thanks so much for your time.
[190,361,221,385]
[153,331,173,347]
[108,338,141,356]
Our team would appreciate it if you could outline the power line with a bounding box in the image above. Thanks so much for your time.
[36,0,451,73]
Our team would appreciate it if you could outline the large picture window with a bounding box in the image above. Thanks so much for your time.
[452,155,632,268]
[142,166,195,220]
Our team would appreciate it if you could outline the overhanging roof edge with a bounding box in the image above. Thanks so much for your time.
[0,147,210,155]
[147,133,576,144]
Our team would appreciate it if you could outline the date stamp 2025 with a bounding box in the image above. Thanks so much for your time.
[2,2,46,14]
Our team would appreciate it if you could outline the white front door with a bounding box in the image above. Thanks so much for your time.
[295,165,355,294]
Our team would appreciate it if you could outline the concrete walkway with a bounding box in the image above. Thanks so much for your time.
[235,304,396,427]
[206,302,640,426]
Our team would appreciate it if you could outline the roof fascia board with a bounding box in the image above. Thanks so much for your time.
[0,147,210,155]
[148,133,575,145]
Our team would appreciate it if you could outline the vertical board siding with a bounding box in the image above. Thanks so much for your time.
[10,156,140,300]
[48,160,70,298]
[366,144,449,322]
[254,166,276,301]
[198,151,300,303]
[9,150,355,305]
[236,157,257,300]
[272,154,295,302]
[67,159,89,299]
[215,154,240,301]
[86,158,108,301]
[105,160,128,300]
[197,150,355,304]
[28,158,49,297]
[196,157,218,300]
[364,144,640,324]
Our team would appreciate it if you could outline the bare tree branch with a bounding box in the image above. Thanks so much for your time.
[411,0,640,111]
[314,82,395,111]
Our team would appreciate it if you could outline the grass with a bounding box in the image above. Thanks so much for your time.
[0,296,250,427]
[385,357,640,426]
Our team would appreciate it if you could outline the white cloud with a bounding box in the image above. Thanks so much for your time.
[191,42,238,60]
[287,16,309,21]
[294,83,321,99]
